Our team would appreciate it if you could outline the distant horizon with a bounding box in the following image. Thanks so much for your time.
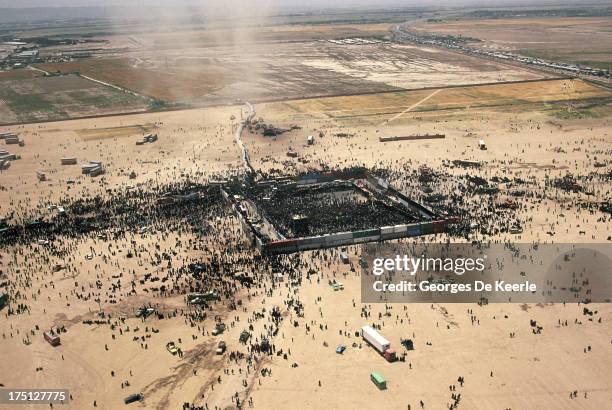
[0,1,610,26]
[1,0,611,10]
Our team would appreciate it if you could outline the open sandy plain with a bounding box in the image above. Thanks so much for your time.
[0,105,243,207]
[1,71,611,409]
[35,40,546,106]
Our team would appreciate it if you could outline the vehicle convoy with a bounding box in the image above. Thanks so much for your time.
[361,325,396,362]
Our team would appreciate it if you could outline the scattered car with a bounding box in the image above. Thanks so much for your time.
[136,307,154,319]
[239,330,250,343]
[212,323,226,336]
[216,341,227,355]
[166,341,178,355]
[124,393,143,405]
[401,338,414,351]
[331,281,344,291]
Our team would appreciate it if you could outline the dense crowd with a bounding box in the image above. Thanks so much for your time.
[1,156,609,408]
[254,183,416,238]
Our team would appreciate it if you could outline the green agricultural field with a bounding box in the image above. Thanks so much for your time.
[0,74,149,124]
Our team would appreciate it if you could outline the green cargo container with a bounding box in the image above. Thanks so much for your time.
[371,372,387,390]
[421,222,434,235]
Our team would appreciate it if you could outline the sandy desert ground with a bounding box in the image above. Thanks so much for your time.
[1,9,611,410]
[1,72,611,409]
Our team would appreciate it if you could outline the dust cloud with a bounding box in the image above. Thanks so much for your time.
[100,0,280,102]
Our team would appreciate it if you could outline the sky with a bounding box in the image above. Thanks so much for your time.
[0,0,605,9]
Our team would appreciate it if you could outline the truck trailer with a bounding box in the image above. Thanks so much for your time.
[361,325,396,362]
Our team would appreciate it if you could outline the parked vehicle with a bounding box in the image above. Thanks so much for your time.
[216,341,227,355]
[361,325,396,362]
[212,323,226,336]
[371,372,387,390]
[401,338,414,351]
[340,252,349,264]
[136,307,154,319]
[186,291,220,305]
[43,330,60,346]
[336,345,346,354]
[359,256,368,268]
[166,341,178,355]
[239,330,250,343]
[124,393,143,404]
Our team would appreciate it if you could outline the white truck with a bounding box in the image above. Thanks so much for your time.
[361,325,396,362]
[478,139,487,150]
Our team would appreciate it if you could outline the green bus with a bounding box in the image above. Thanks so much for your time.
[371,372,387,390]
